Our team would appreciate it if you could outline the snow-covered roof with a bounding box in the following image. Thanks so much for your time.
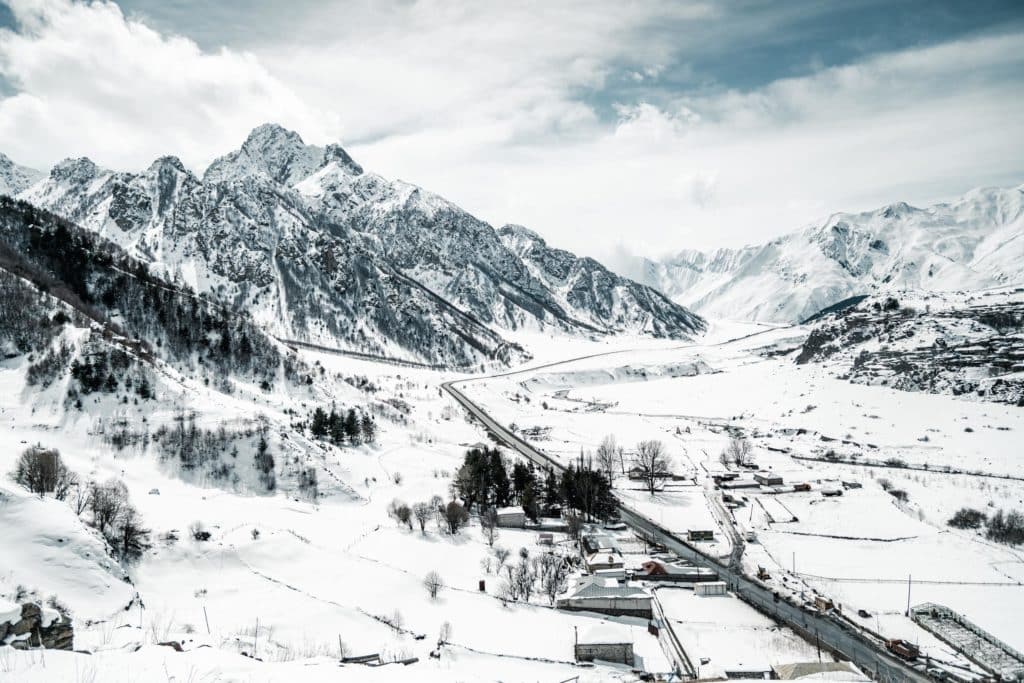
[579,624,633,645]
[496,506,524,516]
[585,550,624,566]
[569,578,648,600]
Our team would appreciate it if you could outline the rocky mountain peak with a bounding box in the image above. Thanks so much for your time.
[323,143,363,176]
[146,155,188,175]
[204,123,361,187]
[50,157,101,185]
[498,224,547,255]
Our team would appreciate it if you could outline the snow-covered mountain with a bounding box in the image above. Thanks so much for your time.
[0,152,41,196]
[16,124,703,366]
[499,225,703,337]
[644,185,1024,323]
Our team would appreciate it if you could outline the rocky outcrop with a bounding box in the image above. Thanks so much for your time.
[0,602,74,650]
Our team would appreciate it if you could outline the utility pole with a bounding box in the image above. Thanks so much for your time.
[905,574,912,617]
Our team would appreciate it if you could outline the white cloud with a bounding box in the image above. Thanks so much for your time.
[0,0,336,170]
[0,0,1021,265]
[352,30,1024,259]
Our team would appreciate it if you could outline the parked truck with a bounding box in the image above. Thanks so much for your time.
[885,639,920,661]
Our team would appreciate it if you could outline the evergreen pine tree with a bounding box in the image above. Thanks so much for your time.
[344,408,361,445]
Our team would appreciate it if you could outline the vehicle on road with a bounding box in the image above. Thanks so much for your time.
[886,639,920,661]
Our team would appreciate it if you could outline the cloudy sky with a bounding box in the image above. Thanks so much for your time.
[0,0,1022,263]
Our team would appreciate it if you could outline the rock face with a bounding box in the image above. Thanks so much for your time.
[17,124,703,366]
[0,602,74,650]
[644,185,1024,323]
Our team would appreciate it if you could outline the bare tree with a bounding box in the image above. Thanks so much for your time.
[430,494,446,532]
[595,435,619,487]
[13,447,77,499]
[634,440,671,495]
[537,553,570,604]
[388,498,413,529]
[496,580,514,606]
[722,437,751,467]
[113,504,151,563]
[479,507,499,546]
[413,502,432,533]
[438,621,452,646]
[511,558,536,602]
[423,570,444,599]
[69,480,92,516]
[492,545,511,576]
[90,479,128,534]
[565,511,583,540]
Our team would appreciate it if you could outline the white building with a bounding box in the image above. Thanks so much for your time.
[558,576,653,618]
[495,506,526,528]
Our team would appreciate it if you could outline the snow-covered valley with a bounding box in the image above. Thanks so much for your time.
[0,123,1022,683]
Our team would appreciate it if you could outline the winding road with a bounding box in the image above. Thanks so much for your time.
[441,356,940,683]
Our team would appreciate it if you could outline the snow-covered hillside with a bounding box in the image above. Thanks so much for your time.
[14,124,703,367]
[0,153,40,196]
[795,287,1024,404]
[644,185,1024,323]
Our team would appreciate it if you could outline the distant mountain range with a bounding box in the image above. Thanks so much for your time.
[642,185,1024,323]
[9,124,704,367]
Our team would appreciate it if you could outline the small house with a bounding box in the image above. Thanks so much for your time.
[754,472,784,486]
[558,577,653,618]
[718,478,761,490]
[495,506,526,528]
[574,624,634,666]
[585,550,625,573]
[695,581,727,597]
[581,531,618,555]
[639,560,718,583]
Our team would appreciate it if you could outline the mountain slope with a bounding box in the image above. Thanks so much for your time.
[0,153,41,196]
[645,185,1024,323]
[19,151,519,368]
[500,224,704,337]
[794,288,1024,405]
[17,124,702,364]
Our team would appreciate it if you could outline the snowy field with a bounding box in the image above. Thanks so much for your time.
[1,340,678,682]
[458,323,1024,665]
[3,312,1023,681]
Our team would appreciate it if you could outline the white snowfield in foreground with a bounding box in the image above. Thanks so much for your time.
[1,308,1021,681]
